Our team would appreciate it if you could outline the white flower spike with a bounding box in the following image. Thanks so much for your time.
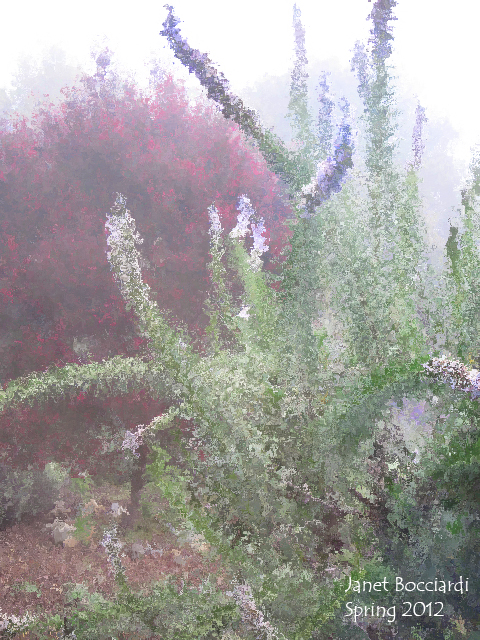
[230,194,254,239]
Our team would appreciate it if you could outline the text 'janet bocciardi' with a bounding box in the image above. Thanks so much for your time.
[344,576,469,624]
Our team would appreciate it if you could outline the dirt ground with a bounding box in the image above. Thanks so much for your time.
[0,477,232,639]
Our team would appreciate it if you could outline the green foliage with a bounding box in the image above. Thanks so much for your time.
[0,356,168,413]
[443,148,480,362]
[20,576,243,640]
[286,4,318,191]
[10,581,42,598]
[3,2,480,639]
[43,460,70,486]
[0,462,63,529]
[69,472,94,500]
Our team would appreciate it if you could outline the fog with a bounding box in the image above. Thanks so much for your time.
[2,0,475,269]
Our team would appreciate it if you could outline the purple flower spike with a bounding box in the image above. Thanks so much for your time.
[300,100,354,217]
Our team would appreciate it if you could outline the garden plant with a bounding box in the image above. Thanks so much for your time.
[0,0,479,638]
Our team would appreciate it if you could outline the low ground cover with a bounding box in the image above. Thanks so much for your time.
[0,475,232,639]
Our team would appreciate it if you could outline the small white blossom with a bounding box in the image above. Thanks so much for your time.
[248,254,263,272]
[110,502,129,518]
[0,609,38,634]
[237,306,251,319]
[301,181,317,196]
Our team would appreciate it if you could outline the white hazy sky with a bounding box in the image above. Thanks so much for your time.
[2,0,479,174]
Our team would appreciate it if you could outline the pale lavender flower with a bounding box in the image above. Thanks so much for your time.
[230,195,254,239]
[316,157,336,191]
[208,204,222,236]
[237,306,251,319]
[249,218,269,272]
[106,193,164,340]
[105,195,144,290]
[423,356,480,400]
[409,103,428,170]
[121,430,143,458]
[161,6,268,150]
[300,99,354,218]
[251,218,268,255]
[121,424,151,458]
[229,195,268,271]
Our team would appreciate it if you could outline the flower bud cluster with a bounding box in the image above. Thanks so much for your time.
[121,424,150,458]
[410,103,427,170]
[0,609,38,636]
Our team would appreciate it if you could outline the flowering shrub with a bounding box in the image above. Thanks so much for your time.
[1,1,480,638]
[0,52,292,485]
